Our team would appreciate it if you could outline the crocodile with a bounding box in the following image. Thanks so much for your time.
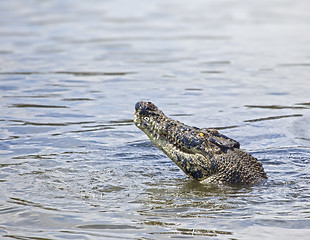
[134,101,267,185]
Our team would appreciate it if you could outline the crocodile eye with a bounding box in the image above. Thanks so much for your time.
[143,116,150,121]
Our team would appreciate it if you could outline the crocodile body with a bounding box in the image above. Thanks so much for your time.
[134,101,267,185]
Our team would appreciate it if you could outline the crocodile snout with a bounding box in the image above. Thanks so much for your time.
[135,101,158,113]
[135,101,142,111]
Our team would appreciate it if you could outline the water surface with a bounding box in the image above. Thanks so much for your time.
[0,0,310,239]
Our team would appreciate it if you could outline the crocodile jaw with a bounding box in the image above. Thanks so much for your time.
[133,102,216,180]
[134,110,185,157]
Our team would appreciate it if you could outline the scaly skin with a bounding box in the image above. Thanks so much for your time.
[134,101,267,185]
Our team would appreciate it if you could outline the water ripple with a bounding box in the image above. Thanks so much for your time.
[244,114,303,123]
[1,0,309,239]
[0,71,137,76]
[9,104,68,109]
[245,104,308,110]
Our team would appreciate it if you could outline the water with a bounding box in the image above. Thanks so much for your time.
[0,0,310,239]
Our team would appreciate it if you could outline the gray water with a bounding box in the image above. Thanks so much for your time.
[0,0,310,239]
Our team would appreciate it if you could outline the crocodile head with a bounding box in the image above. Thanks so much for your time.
[134,101,242,181]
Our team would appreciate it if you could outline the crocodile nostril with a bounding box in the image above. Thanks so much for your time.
[135,101,142,111]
